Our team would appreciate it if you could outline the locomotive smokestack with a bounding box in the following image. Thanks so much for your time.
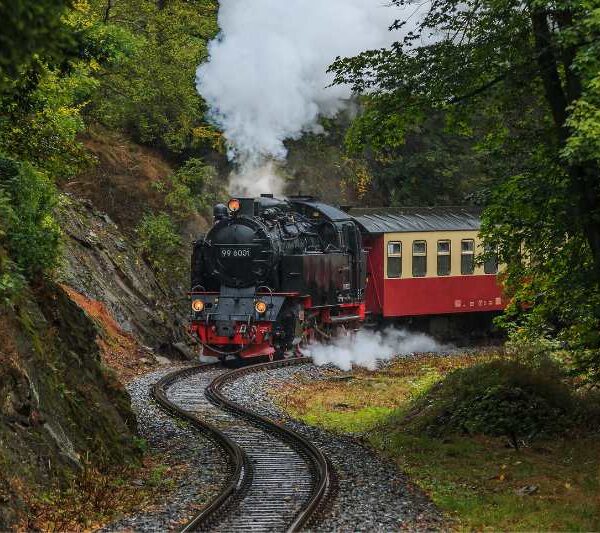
[213,203,228,221]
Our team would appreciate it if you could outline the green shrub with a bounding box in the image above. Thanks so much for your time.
[401,359,591,447]
[157,158,224,219]
[136,212,182,278]
[0,193,25,301]
[0,157,61,286]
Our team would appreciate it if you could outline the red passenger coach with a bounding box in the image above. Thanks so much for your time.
[349,207,505,326]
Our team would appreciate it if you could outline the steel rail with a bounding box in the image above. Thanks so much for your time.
[151,364,252,531]
[152,357,331,532]
[205,357,331,532]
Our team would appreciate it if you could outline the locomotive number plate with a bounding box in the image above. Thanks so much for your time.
[220,247,251,258]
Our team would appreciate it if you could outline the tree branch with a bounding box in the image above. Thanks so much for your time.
[449,72,507,104]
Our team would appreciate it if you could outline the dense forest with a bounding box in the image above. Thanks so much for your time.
[330,0,600,381]
[0,0,226,296]
[2,0,599,382]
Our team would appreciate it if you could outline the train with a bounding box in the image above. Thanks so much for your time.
[189,196,504,361]
[348,206,504,338]
[189,195,366,360]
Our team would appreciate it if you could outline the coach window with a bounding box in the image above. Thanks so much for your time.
[437,240,451,276]
[461,239,475,274]
[387,241,402,278]
[412,240,427,277]
[484,245,499,274]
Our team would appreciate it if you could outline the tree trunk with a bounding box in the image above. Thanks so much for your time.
[531,9,600,281]
[103,0,112,23]
[530,9,568,138]
[570,163,600,282]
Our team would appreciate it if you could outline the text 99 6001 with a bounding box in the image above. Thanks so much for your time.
[220,247,251,258]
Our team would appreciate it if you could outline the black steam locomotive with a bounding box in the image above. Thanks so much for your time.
[190,195,366,360]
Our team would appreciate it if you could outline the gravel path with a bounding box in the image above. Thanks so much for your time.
[222,362,446,532]
[102,366,227,532]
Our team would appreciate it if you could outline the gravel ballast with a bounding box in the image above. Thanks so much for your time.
[102,366,227,532]
[104,359,445,531]
[222,361,446,531]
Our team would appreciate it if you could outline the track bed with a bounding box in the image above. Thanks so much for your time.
[154,360,331,531]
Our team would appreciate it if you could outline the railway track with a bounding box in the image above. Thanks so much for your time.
[152,358,331,532]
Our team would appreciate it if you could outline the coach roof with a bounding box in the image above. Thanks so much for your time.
[349,206,482,234]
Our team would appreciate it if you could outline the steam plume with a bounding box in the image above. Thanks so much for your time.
[196,0,405,193]
[302,328,446,371]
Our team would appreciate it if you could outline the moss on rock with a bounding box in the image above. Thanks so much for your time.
[0,283,141,528]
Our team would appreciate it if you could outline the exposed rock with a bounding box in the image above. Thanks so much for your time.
[56,194,193,357]
[172,342,196,360]
[0,283,141,528]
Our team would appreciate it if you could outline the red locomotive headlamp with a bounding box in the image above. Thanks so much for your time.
[191,299,204,312]
[255,300,267,314]
[228,198,241,212]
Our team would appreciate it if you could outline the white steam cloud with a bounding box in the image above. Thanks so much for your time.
[196,0,409,194]
[228,161,284,197]
[302,328,446,371]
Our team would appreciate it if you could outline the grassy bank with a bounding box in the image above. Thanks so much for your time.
[273,354,600,531]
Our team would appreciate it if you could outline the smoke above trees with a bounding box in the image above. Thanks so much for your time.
[196,0,411,194]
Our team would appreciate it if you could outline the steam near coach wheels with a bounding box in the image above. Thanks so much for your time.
[189,195,366,361]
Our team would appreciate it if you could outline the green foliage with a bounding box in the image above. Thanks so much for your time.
[330,0,600,378]
[562,1,600,166]
[86,0,219,152]
[155,158,224,219]
[0,62,96,180]
[136,212,182,277]
[0,0,72,91]
[0,196,25,304]
[403,360,587,446]
[0,157,62,282]
[482,165,600,382]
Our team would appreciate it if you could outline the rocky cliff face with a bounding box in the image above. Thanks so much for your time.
[56,193,194,358]
[0,187,200,527]
[0,284,141,527]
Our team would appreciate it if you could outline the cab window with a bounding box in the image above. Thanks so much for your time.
[461,239,475,274]
[412,240,427,277]
[437,240,451,276]
[387,241,402,278]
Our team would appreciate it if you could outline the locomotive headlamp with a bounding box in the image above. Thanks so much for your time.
[191,299,205,312]
[255,300,268,314]
[228,198,241,212]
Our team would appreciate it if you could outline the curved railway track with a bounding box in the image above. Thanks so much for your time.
[151,358,331,532]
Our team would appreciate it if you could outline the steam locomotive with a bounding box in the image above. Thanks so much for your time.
[189,195,366,360]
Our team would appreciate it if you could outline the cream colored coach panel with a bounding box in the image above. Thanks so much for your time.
[382,230,487,279]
